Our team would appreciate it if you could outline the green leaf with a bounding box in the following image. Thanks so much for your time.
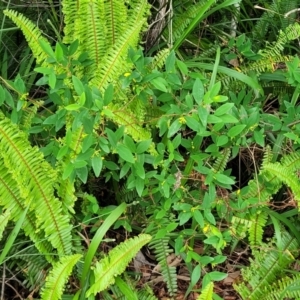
[214,173,235,185]
[176,60,188,75]
[134,161,145,179]
[104,161,119,170]
[65,103,81,111]
[76,166,88,183]
[165,51,176,72]
[92,156,103,177]
[216,135,229,146]
[49,73,56,89]
[136,139,152,154]
[72,75,85,96]
[185,115,201,132]
[198,106,209,127]
[104,84,114,105]
[116,144,135,163]
[218,114,239,123]
[136,177,144,197]
[57,145,69,160]
[151,77,168,92]
[0,85,5,105]
[228,124,246,138]
[208,271,227,281]
[168,119,182,138]
[214,103,234,116]
[69,39,79,55]
[106,128,117,148]
[39,39,55,59]
[192,78,204,104]
[55,42,64,62]
[63,162,74,179]
[120,163,131,179]
[193,210,204,228]
[254,130,265,147]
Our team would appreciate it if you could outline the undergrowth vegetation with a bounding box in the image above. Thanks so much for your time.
[1,0,300,299]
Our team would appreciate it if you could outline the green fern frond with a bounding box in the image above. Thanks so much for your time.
[198,282,214,300]
[3,9,50,64]
[61,0,79,44]
[0,115,72,256]
[20,101,44,133]
[78,0,106,73]
[212,148,230,172]
[41,254,82,300]
[86,234,152,296]
[230,216,252,240]
[264,273,300,300]
[12,244,49,291]
[90,19,146,91]
[280,151,300,172]
[0,161,54,262]
[149,236,178,296]
[109,104,152,142]
[0,209,10,240]
[234,231,299,300]
[137,285,159,300]
[151,49,170,70]
[104,0,127,47]
[249,211,268,248]
[164,1,207,42]
[263,163,300,202]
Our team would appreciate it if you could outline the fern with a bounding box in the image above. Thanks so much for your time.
[41,254,82,300]
[0,160,54,262]
[86,234,152,296]
[212,148,230,172]
[149,235,178,296]
[3,10,51,65]
[248,211,268,248]
[198,282,214,300]
[0,115,72,257]
[0,209,10,240]
[234,231,299,300]
[264,273,300,300]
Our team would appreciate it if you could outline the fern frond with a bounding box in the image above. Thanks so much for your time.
[263,162,300,202]
[280,151,300,172]
[0,209,10,240]
[86,234,152,296]
[198,282,213,300]
[41,254,82,300]
[264,273,300,300]
[90,19,145,91]
[149,236,178,296]
[212,148,230,172]
[230,216,252,240]
[61,0,79,44]
[11,244,50,291]
[137,285,159,300]
[20,101,43,133]
[109,104,152,142]
[0,161,54,262]
[151,49,170,70]
[234,231,299,300]
[248,211,268,248]
[0,115,72,256]
[3,9,50,64]
[73,0,106,77]
[104,0,127,47]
